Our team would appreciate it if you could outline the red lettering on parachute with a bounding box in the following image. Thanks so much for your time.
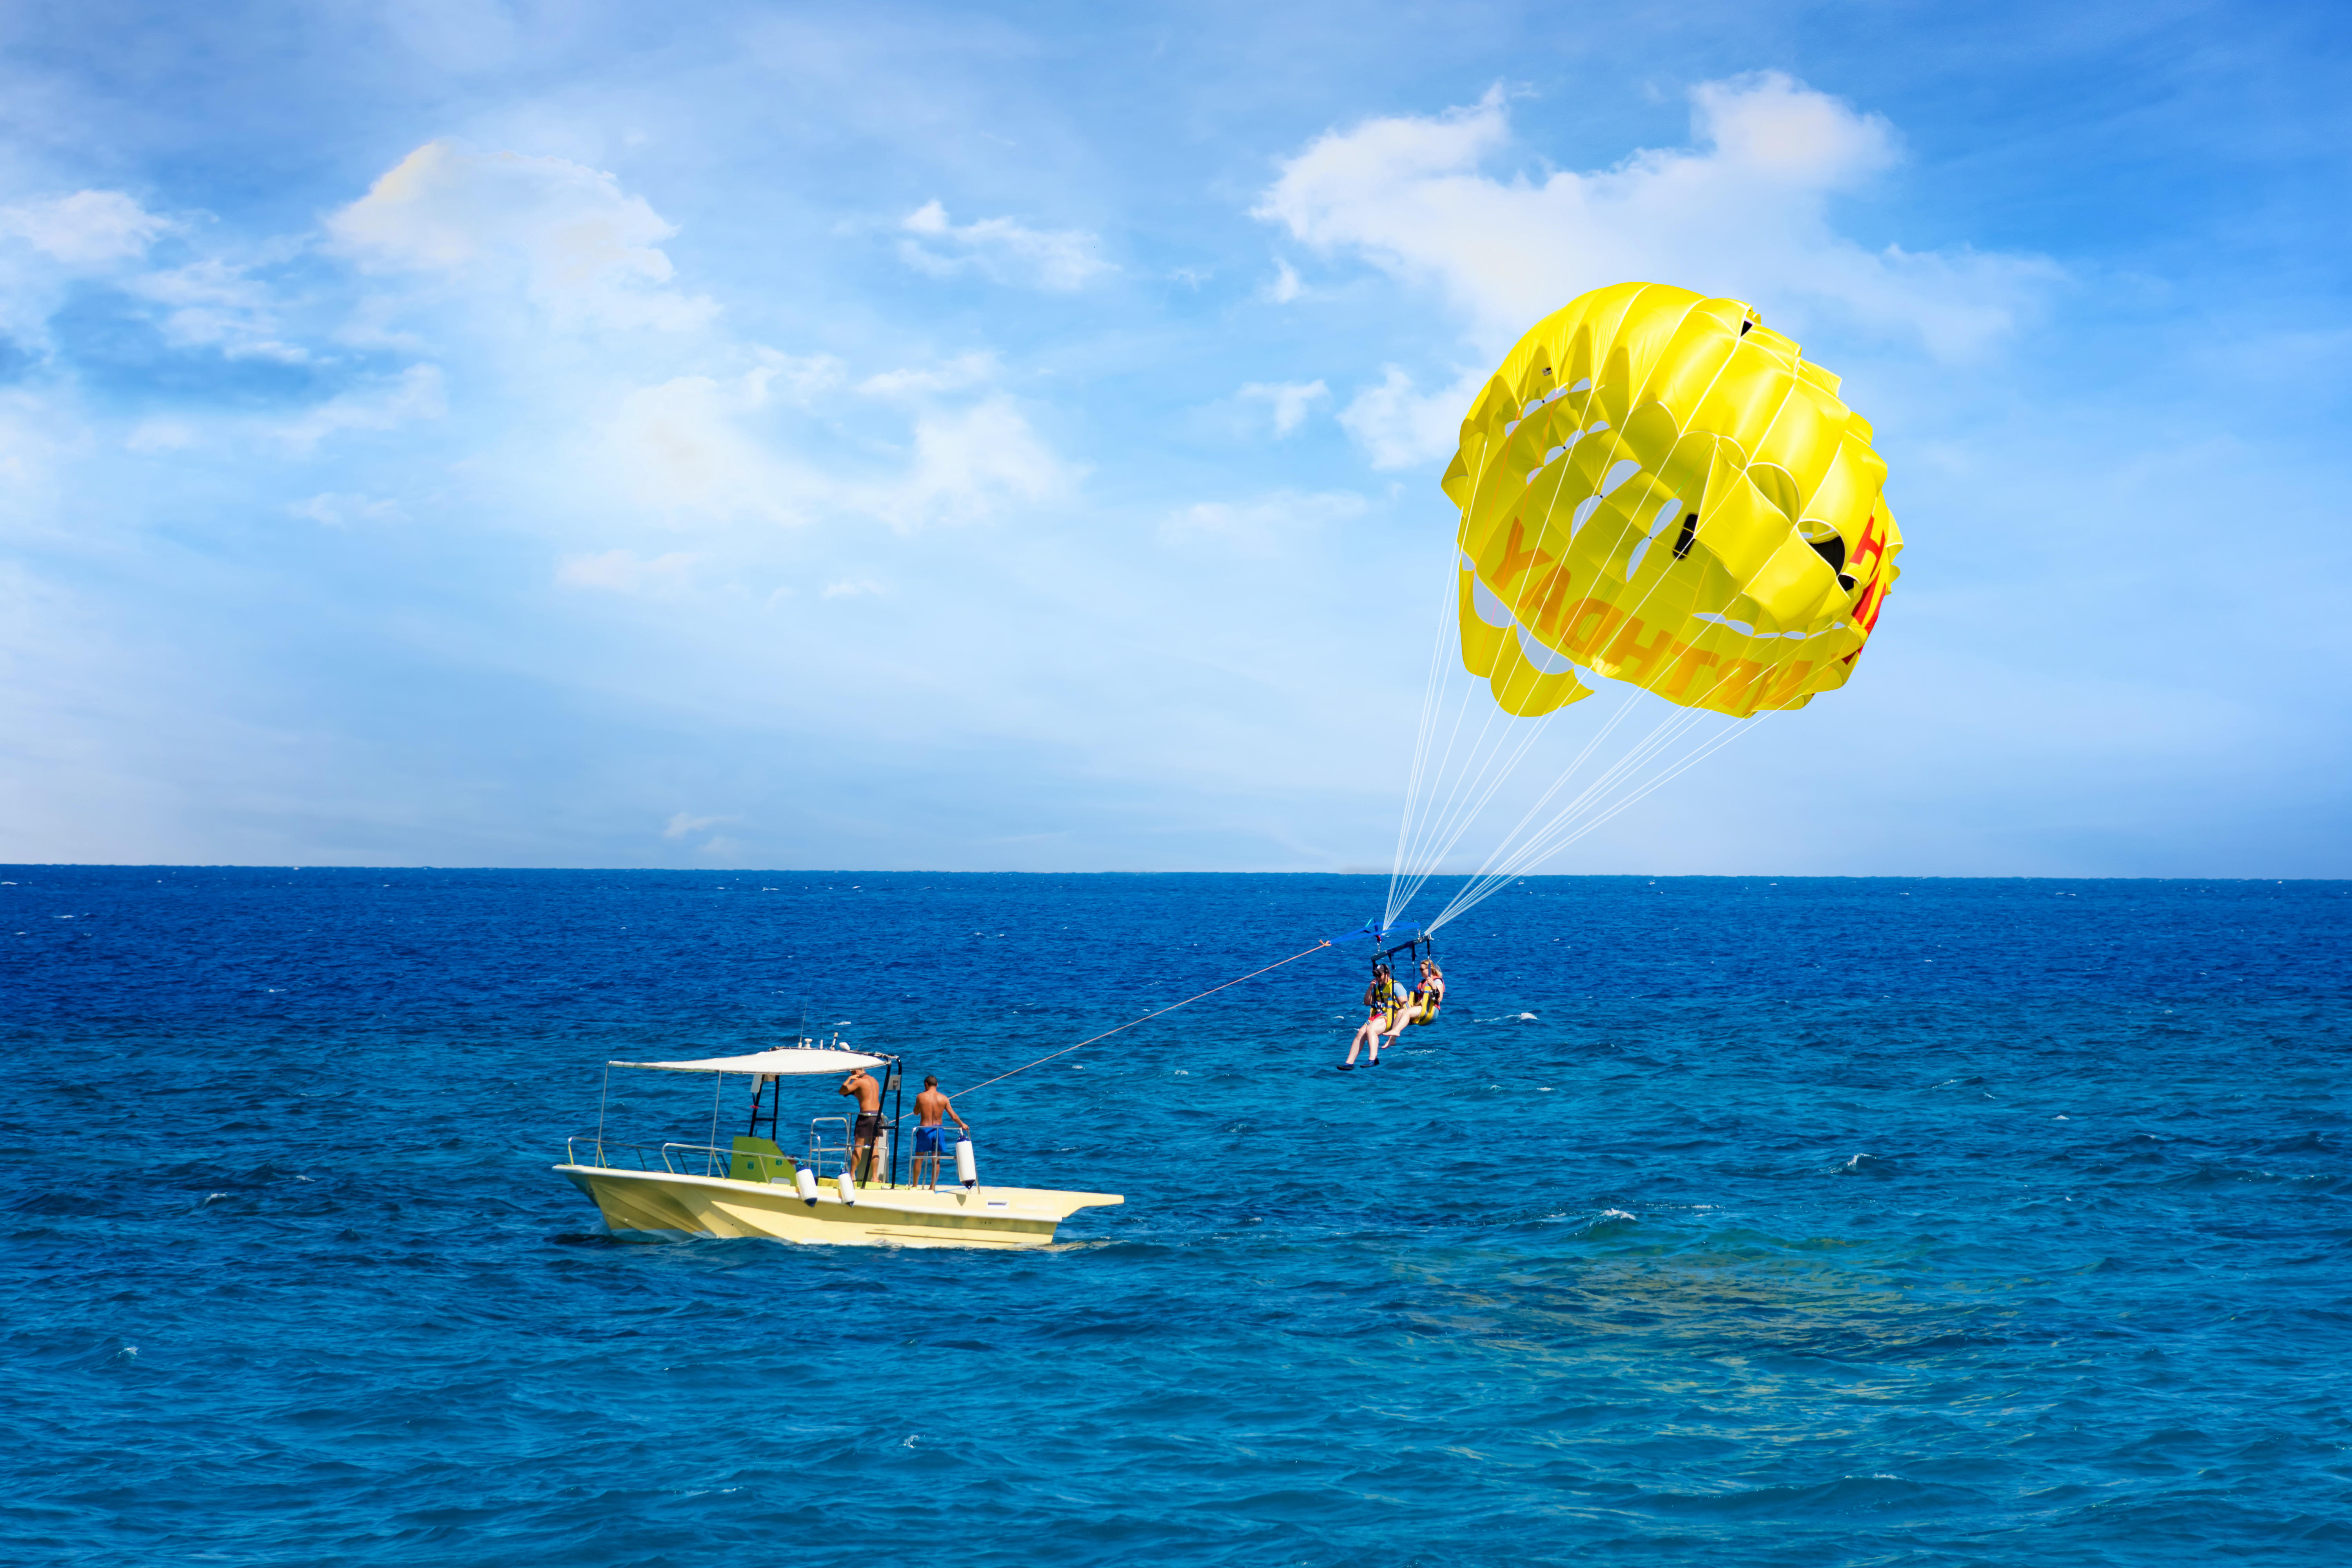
[1849,513,1887,581]
[1853,577,1887,633]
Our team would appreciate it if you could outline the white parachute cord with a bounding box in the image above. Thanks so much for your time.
[1385,555,1465,926]
[1427,518,1827,931]
[1428,712,1767,929]
[1394,677,1639,919]
[1390,421,1604,923]
[1389,607,1510,924]
[1430,701,1708,922]
[1420,682,1646,895]
[1437,706,1714,913]
[1390,682,1555,919]
[1429,609,1806,931]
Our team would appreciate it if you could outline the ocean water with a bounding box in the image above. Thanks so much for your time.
[5,867,2348,1567]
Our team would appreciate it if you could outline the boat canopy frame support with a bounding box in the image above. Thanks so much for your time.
[746,1055,906,1188]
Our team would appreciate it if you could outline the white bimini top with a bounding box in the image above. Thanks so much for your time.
[610,1047,889,1076]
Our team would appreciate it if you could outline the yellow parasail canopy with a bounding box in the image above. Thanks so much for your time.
[1443,281,1903,718]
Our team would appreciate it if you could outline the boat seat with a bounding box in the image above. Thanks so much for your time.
[729,1136,798,1185]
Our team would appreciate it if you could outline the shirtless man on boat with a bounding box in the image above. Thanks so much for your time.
[839,1067,886,1182]
[912,1075,969,1188]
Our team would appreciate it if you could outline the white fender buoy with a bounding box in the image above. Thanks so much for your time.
[836,1171,857,1205]
[955,1136,978,1190]
[795,1167,819,1203]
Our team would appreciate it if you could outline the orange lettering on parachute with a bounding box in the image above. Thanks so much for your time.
[1521,564,1578,634]
[1656,644,1720,702]
[1552,596,1622,657]
[1602,614,1679,680]
[1494,518,1551,586]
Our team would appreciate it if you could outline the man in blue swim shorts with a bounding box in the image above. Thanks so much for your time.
[912,1075,970,1189]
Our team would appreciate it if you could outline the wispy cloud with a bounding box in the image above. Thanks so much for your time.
[0,190,171,264]
[1334,364,1485,470]
[1160,490,1367,556]
[329,140,717,330]
[1257,74,2060,360]
[1238,378,1328,436]
[292,492,407,528]
[557,549,705,594]
[898,200,1112,290]
[274,364,446,449]
[858,352,997,399]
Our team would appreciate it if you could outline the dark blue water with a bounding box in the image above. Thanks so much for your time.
[6,869,2348,1566]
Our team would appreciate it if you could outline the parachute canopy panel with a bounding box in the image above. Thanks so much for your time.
[1443,282,1902,719]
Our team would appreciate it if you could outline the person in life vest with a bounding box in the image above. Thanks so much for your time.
[1386,957,1444,1044]
[1340,962,1402,1070]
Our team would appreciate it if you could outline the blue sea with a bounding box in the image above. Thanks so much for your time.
[5,868,2348,1566]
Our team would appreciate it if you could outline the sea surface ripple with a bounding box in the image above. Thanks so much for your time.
[4,869,2348,1566]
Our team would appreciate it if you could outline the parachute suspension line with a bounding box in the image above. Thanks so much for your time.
[1412,473,1802,935]
[1388,422,1551,924]
[954,940,1335,1098]
[1425,603,1796,934]
[1388,423,1599,924]
[1386,554,1470,927]
[1429,712,1766,930]
[1427,706,1698,927]
[1430,707,1716,927]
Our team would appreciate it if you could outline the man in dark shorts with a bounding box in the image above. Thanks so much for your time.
[839,1066,886,1183]
[912,1075,969,1189]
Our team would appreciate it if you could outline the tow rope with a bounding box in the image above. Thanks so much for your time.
[956,939,1335,1097]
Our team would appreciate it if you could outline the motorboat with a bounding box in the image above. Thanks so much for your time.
[555,1043,1123,1250]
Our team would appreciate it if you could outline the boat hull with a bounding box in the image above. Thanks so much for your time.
[555,1164,1123,1250]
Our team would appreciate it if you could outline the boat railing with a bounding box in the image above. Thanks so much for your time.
[566,1133,905,1186]
[564,1136,759,1178]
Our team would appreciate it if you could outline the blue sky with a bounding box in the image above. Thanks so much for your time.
[1,0,2345,876]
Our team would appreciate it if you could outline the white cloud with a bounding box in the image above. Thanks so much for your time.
[661,811,734,839]
[292,492,408,528]
[609,358,1069,533]
[858,352,997,399]
[127,257,306,361]
[867,395,1070,530]
[1335,364,1486,470]
[0,191,171,264]
[275,364,446,449]
[329,140,716,330]
[1256,74,2058,359]
[898,199,1112,291]
[821,579,885,599]
[1263,259,1304,304]
[125,419,197,454]
[1238,378,1329,436]
[558,549,705,594]
[609,362,822,525]
[1160,489,1368,555]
